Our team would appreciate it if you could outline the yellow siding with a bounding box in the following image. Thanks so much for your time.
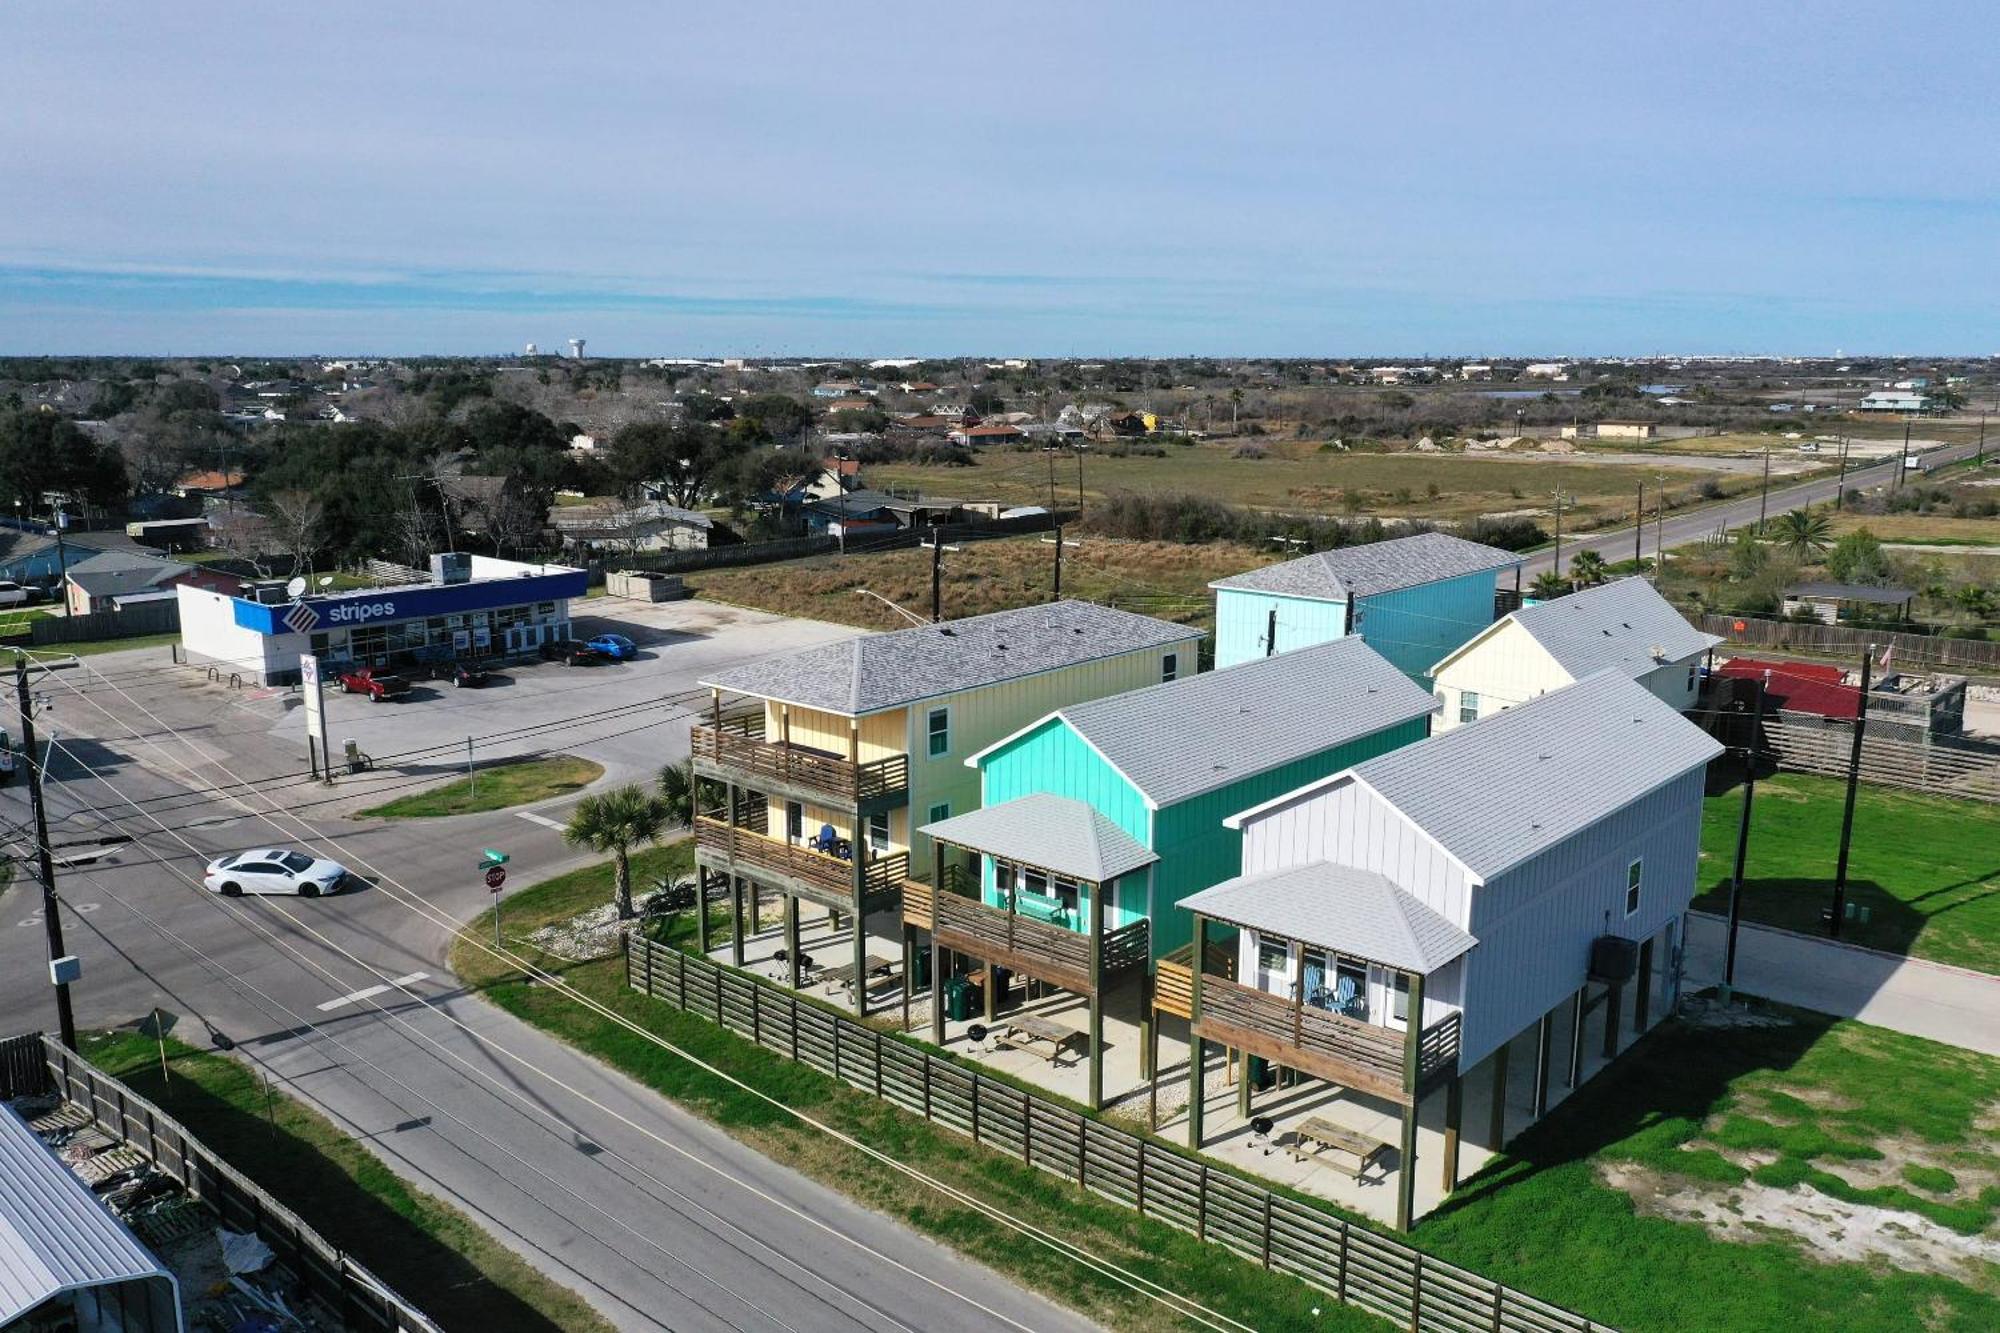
[1431,621,1569,732]
[760,796,911,852]
[761,701,906,763]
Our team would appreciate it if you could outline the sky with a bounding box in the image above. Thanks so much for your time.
[3,2,1996,357]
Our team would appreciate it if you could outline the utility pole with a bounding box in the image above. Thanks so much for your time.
[1894,419,1911,490]
[1046,449,1057,509]
[1834,433,1851,509]
[1052,525,1064,600]
[929,530,944,623]
[1756,449,1771,533]
[1634,482,1644,569]
[1721,670,1768,1002]
[1654,474,1668,574]
[1074,447,1085,513]
[1550,489,1566,580]
[1978,409,1988,467]
[15,656,76,1050]
[1829,647,1874,938]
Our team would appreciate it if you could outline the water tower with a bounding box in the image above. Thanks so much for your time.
[524,342,538,356]
[568,338,586,360]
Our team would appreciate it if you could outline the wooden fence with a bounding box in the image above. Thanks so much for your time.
[1758,717,2000,802]
[625,936,1610,1333]
[30,599,180,644]
[0,1033,443,1333]
[1700,613,2000,674]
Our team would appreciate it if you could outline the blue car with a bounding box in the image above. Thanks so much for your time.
[585,633,637,661]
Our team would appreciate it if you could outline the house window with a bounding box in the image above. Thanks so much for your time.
[1687,664,1698,692]
[868,812,889,854]
[1161,652,1179,683]
[1052,878,1081,919]
[994,860,1017,903]
[785,802,803,842]
[927,802,950,826]
[1626,859,1643,916]
[927,707,950,757]
[1391,972,1411,1025]
[1258,940,1291,992]
[1458,690,1480,725]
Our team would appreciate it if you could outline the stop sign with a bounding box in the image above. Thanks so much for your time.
[484,865,507,891]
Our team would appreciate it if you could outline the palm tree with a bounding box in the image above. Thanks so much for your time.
[1771,507,1833,560]
[563,784,671,920]
[656,757,697,830]
[1531,570,1571,601]
[1568,550,1609,587]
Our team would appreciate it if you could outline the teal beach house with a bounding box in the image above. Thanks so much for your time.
[913,635,1437,1107]
[1209,531,1524,677]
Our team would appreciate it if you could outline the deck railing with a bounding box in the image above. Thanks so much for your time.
[692,709,909,806]
[1152,941,1238,1020]
[931,891,1149,994]
[693,814,907,902]
[1193,976,1460,1101]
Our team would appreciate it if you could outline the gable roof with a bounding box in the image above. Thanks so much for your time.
[980,637,1436,808]
[1179,862,1477,973]
[64,549,192,599]
[1208,532,1522,602]
[0,1103,179,1328]
[702,600,1198,715]
[920,793,1157,883]
[1231,670,1722,880]
[1434,577,1720,681]
[548,500,712,534]
[1716,656,1859,720]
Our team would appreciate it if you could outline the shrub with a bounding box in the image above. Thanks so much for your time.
[1697,478,1725,500]
[1458,514,1548,551]
[1231,443,1267,460]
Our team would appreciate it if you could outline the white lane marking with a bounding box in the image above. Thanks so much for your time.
[515,810,566,830]
[318,971,428,1012]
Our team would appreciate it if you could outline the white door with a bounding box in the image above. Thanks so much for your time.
[233,859,289,894]
[1255,936,1293,996]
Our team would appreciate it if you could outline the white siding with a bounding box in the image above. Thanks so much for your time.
[1455,766,1707,1064]
[176,585,281,679]
[1431,621,1566,731]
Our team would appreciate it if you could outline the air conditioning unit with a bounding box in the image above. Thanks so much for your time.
[1590,936,1639,984]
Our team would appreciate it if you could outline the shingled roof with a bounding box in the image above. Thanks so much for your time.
[1180,862,1477,973]
[1435,577,1720,681]
[920,793,1158,883]
[1208,531,1521,602]
[702,600,1198,715]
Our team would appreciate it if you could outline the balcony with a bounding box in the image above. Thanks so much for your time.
[691,707,909,811]
[692,814,908,912]
[1192,975,1461,1104]
[1152,941,1238,1021]
[929,888,1149,995]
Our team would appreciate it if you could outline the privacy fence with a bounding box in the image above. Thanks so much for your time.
[625,935,1610,1333]
[1756,716,2000,803]
[29,599,181,645]
[1701,613,2000,674]
[623,508,1074,577]
[0,1033,443,1333]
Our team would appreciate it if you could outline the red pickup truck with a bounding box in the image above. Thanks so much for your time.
[337,667,411,702]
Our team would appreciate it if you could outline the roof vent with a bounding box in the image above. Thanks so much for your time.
[1649,644,1666,661]
[996,642,1008,651]
[940,627,956,636]
[1538,752,1552,762]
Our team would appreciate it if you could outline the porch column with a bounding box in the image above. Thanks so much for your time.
[1441,1074,1463,1194]
[779,703,791,780]
[1566,984,1587,1090]
[1533,1010,1554,1119]
[785,893,801,990]
[749,883,761,938]
[901,921,915,1030]
[1602,979,1623,1060]
[1635,936,1654,1031]
[1138,970,1155,1081]
[730,877,745,968]
[1488,1037,1510,1149]
[695,868,712,956]
[1187,912,1207,1150]
[931,841,947,1045]
[1088,877,1105,1111]
[1395,969,1426,1233]
[851,833,869,1018]
[1145,973,1160,1132]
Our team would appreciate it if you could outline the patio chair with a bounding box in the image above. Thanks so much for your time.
[1333,975,1364,1018]
[809,824,839,855]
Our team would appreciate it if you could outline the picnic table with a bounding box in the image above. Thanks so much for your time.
[1288,1115,1393,1179]
[820,954,897,996]
[999,1013,1087,1064]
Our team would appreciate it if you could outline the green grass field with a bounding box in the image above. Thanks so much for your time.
[80,1030,611,1333]
[1694,772,2000,973]
[358,753,604,818]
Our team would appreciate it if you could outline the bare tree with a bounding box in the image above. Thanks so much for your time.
[207,510,279,578]
[264,488,326,577]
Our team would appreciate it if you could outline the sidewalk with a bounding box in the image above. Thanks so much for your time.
[1683,911,2000,1056]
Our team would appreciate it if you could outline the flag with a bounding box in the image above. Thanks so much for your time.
[1878,644,1894,672]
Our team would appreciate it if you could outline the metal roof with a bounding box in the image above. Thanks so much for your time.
[1785,582,1915,606]
[1338,670,1723,879]
[1208,532,1522,602]
[702,600,1199,716]
[1436,577,1720,681]
[1036,637,1437,807]
[0,1103,180,1329]
[921,793,1158,883]
[1179,862,1477,973]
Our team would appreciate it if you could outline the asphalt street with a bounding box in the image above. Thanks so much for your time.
[0,602,1097,1333]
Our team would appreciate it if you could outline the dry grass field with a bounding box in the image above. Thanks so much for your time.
[1827,512,2000,547]
[688,534,1275,633]
[865,439,1741,526]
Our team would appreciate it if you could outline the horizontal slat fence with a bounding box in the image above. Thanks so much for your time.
[1700,612,2000,673]
[1759,717,2000,802]
[0,1033,442,1333]
[626,936,1611,1333]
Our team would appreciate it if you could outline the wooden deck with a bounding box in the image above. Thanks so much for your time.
[1152,942,1237,1021]
[930,890,1149,995]
[693,815,908,912]
[1192,975,1461,1104]
[692,708,910,810]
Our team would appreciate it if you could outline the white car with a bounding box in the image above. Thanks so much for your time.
[204,849,352,897]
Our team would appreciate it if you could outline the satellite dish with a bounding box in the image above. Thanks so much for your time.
[285,576,307,599]
[316,575,335,588]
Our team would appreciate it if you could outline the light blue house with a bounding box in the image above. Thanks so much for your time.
[1209,531,1524,677]
[914,636,1436,1106]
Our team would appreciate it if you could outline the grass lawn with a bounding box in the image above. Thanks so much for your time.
[79,1029,612,1333]
[1693,771,2000,973]
[1422,1007,2000,1331]
[1829,512,2000,547]
[359,753,603,818]
[692,534,1272,635]
[450,846,1384,1333]
[865,439,1735,524]
[8,631,185,658]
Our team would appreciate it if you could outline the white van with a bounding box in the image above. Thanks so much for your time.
[0,581,28,608]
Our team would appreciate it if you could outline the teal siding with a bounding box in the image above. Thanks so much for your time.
[1147,715,1429,959]
[975,711,1430,961]
[1213,589,1348,668]
[1353,573,1503,680]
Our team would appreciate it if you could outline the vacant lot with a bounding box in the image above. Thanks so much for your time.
[360,753,604,818]
[865,440,1735,524]
[1693,772,2000,973]
[1828,512,2000,547]
[690,534,1273,634]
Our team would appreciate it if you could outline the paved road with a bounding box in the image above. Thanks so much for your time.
[1683,911,2000,1056]
[0,617,1097,1333]
[1522,439,1982,577]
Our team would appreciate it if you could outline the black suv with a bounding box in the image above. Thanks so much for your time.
[538,638,608,667]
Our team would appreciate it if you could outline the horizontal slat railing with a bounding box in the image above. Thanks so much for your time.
[693,815,855,898]
[691,716,911,807]
[1198,976,1409,1094]
[1419,1010,1463,1086]
[623,939,1614,1333]
[934,892,1092,989]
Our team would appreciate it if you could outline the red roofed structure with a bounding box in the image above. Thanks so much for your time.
[1716,656,1859,720]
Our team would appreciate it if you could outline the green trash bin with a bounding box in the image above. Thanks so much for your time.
[1248,1054,1275,1090]
[909,946,932,992]
[943,975,973,1021]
